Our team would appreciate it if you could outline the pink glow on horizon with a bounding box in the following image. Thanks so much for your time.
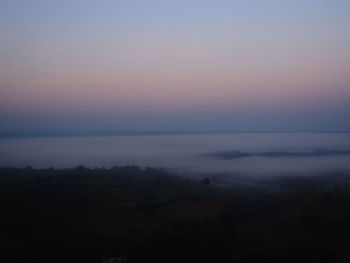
[1,1,349,118]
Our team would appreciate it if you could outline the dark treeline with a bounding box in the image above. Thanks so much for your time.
[1,166,350,262]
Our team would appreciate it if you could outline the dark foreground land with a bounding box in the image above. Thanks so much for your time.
[1,167,350,263]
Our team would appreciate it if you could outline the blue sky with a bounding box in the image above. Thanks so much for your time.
[0,0,349,132]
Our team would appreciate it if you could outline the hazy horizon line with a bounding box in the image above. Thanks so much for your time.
[1,130,350,139]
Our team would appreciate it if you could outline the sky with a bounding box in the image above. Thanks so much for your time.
[1,0,349,133]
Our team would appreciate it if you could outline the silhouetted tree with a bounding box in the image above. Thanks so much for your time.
[201,177,211,185]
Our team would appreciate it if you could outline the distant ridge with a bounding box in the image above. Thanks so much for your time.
[207,149,350,160]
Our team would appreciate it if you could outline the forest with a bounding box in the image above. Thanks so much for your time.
[1,166,350,262]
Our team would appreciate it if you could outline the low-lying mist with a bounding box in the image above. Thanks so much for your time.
[1,133,350,180]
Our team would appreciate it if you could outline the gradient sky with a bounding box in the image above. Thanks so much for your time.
[1,0,349,133]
